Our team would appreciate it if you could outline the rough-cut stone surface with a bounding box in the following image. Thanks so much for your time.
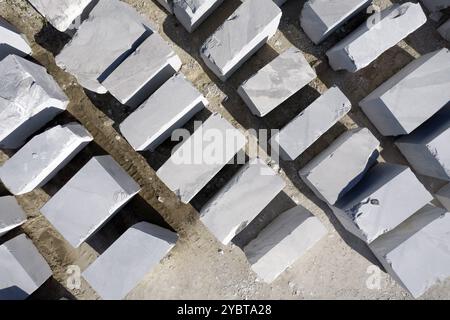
[174,0,224,33]
[200,0,282,81]
[331,163,433,243]
[271,86,351,161]
[157,113,246,203]
[421,0,450,12]
[360,48,450,136]
[102,33,182,108]
[0,18,32,61]
[28,0,93,32]
[41,156,140,248]
[300,0,371,44]
[120,74,207,151]
[0,234,52,300]
[156,0,174,13]
[0,123,93,195]
[237,47,316,117]
[396,107,450,181]
[200,158,285,245]
[244,205,327,283]
[299,128,380,205]
[0,55,69,149]
[0,196,27,237]
[438,19,450,41]
[436,183,450,211]
[83,222,177,300]
[326,3,427,72]
[370,205,450,298]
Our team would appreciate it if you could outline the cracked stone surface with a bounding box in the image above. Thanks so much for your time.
[436,184,450,212]
[0,17,31,60]
[174,0,224,33]
[0,196,27,237]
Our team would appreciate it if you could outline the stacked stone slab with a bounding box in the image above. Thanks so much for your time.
[0,234,52,300]
[300,0,372,44]
[244,205,327,283]
[438,19,450,41]
[360,48,450,136]
[299,128,380,205]
[369,205,450,298]
[0,123,93,195]
[270,86,351,161]
[120,74,207,151]
[436,184,450,211]
[83,222,177,300]
[0,55,69,149]
[237,47,317,117]
[331,163,433,243]
[173,0,224,33]
[41,156,140,248]
[200,0,282,81]
[200,158,285,245]
[421,0,450,13]
[0,18,32,61]
[0,196,27,237]
[157,113,246,203]
[326,3,427,72]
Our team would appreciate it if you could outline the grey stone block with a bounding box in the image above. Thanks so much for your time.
[0,196,27,237]
[438,19,450,41]
[0,123,93,195]
[237,47,316,117]
[270,86,351,161]
[83,222,177,300]
[200,0,282,81]
[41,156,140,248]
[300,0,372,44]
[0,234,52,300]
[436,183,450,211]
[331,163,433,243]
[200,158,285,245]
[244,205,327,283]
[326,3,427,72]
[156,0,174,13]
[299,128,380,205]
[369,204,450,298]
[0,55,69,149]
[421,0,450,12]
[120,74,207,152]
[156,113,246,203]
[360,48,450,136]
[273,0,288,6]
[174,0,224,33]
[0,17,32,61]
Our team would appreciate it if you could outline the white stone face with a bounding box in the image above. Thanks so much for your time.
[331,163,433,243]
[300,0,371,44]
[270,86,351,161]
[200,0,282,81]
[120,74,207,152]
[156,113,246,203]
[41,156,141,248]
[0,18,32,61]
[83,222,177,300]
[370,205,450,298]
[0,196,27,237]
[299,128,380,205]
[360,49,450,136]
[238,47,317,117]
[0,123,93,195]
[0,234,52,300]
[0,55,69,149]
[421,0,450,12]
[438,19,450,41]
[436,184,450,211]
[244,205,327,283]
[200,158,286,245]
[326,3,427,72]
[173,0,224,33]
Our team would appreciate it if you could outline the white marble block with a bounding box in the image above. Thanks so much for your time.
[200,158,286,245]
[120,74,207,151]
[331,163,433,243]
[157,113,246,203]
[360,48,450,136]
[237,47,316,117]
[438,19,450,41]
[174,0,224,33]
[200,0,282,81]
[271,86,351,161]
[299,128,380,205]
[0,17,32,61]
[326,3,427,72]
[0,196,27,237]
[0,234,52,300]
[244,205,327,283]
[421,0,450,12]
[436,184,450,211]
[41,156,140,248]
[300,0,372,44]
[0,55,69,149]
[83,222,177,300]
[370,205,450,298]
[156,0,174,13]
[0,123,93,195]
